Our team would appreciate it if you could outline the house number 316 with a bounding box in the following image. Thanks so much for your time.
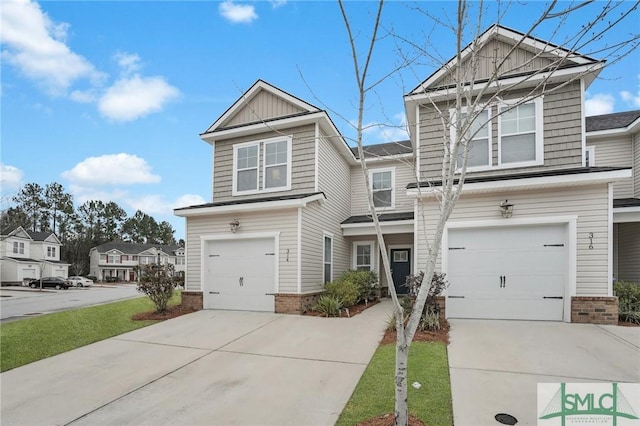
[588,232,594,250]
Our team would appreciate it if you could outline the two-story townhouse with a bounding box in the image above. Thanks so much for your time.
[0,226,69,285]
[176,26,630,324]
[404,25,630,324]
[89,242,185,282]
[586,110,640,283]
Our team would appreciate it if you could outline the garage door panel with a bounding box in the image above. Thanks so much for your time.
[447,223,567,321]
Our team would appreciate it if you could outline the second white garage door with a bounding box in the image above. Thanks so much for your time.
[446,223,567,321]
[203,237,275,312]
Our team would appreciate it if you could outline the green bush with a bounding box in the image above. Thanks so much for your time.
[340,270,379,304]
[325,279,360,307]
[314,295,343,317]
[137,264,175,313]
[614,281,640,324]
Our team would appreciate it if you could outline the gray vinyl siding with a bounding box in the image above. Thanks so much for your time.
[634,134,640,198]
[184,209,299,293]
[415,184,610,296]
[212,124,316,202]
[587,135,634,198]
[298,134,352,292]
[432,39,556,88]
[223,90,306,127]
[418,82,583,180]
[351,160,416,216]
[616,222,640,283]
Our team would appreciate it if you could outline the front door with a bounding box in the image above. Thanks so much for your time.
[390,249,411,295]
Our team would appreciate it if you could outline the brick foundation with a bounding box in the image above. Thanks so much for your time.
[181,291,203,311]
[275,292,323,314]
[571,296,618,325]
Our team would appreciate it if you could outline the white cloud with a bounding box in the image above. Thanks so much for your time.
[62,153,161,186]
[68,184,129,205]
[219,1,258,24]
[0,0,104,94]
[270,0,287,8]
[114,51,142,76]
[127,194,206,215]
[0,164,24,193]
[620,75,640,108]
[585,93,615,116]
[173,194,206,209]
[98,75,180,122]
[353,113,410,143]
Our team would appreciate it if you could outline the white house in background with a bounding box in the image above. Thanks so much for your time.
[0,226,69,285]
[585,110,640,283]
[88,242,185,282]
[175,24,635,324]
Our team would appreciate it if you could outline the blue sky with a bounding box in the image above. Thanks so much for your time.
[2,0,639,239]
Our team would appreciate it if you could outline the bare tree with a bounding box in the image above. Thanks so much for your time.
[338,0,639,424]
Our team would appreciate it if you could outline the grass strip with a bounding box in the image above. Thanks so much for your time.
[1,292,180,372]
[337,342,453,426]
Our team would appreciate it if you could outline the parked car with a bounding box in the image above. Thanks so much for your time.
[67,276,93,287]
[28,277,70,290]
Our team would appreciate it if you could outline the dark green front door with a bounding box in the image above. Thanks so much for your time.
[390,249,411,295]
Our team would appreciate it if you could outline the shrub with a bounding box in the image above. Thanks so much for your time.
[314,295,343,317]
[341,270,379,304]
[325,279,360,307]
[137,264,175,313]
[614,281,640,324]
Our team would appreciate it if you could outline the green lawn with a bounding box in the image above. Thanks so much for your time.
[337,342,453,426]
[0,292,180,373]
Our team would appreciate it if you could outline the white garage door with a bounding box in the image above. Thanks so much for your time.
[203,237,275,312]
[22,268,36,279]
[447,223,567,321]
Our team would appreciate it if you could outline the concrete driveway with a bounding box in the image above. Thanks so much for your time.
[448,319,640,426]
[1,300,390,426]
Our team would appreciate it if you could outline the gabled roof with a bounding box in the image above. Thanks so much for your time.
[408,24,601,95]
[1,226,31,239]
[26,230,61,244]
[91,241,183,256]
[586,110,640,132]
[203,80,321,134]
[351,140,413,159]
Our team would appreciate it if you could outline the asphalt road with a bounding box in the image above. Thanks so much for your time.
[0,284,141,322]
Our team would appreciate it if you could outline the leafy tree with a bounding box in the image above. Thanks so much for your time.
[103,201,127,241]
[13,183,45,232]
[156,221,177,245]
[44,182,74,235]
[0,206,30,232]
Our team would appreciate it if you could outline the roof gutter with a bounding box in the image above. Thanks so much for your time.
[174,193,326,217]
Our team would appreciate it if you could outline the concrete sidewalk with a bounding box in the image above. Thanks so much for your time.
[448,319,640,426]
[1,300,391,426]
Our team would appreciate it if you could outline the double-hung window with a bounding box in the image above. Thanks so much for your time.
[13,242,24,254]
[47,247,56,257]
[370,168,394,209]
[453,109,491,170]
[233,136,291,195]
[323,233,333,283]
[353,242,374,271]
[498,99,543,166]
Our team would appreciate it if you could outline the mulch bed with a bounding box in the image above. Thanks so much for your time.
[618,320,639,327]
[380,318,450,345]
[132,304,198,321]
[304,300,380,318]
[357,413,425,426]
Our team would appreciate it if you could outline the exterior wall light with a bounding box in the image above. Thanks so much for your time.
[500,200,514,218]
[229,219,240,233]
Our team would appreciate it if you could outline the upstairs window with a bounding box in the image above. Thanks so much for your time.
[453,109,491,169]
[233,136,292,195]
[108,255,120,264]
[13,242,25,254]
[370,168,395,209]
[47,247,56,257]
[498,99,543,166]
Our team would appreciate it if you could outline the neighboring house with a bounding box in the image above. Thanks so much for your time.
[175,24,633,324]
[0,226,69,285]
[586,110,640,283]
[89,242,185,282]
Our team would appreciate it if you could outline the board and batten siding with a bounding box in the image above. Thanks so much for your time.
[184,209,299,293]
[212,124,316,202]
[415,184,610,296]
[418,82,583,180]
[587,135,634,198]
[432,39,556,88]
[616,222,640,283]
[223,90,306,128]
[298,134,352,292]
[350,160,416,216]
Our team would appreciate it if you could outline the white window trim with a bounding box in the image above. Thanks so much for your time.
[352,241,375,271]
[497,98,544,168]
[232,136,292,196]
[262,136,292,192]
[232,140,260,196]
[369,167,396,210]
[450,106,493,172]
[323,232,333,283]
[585,145,596,167]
